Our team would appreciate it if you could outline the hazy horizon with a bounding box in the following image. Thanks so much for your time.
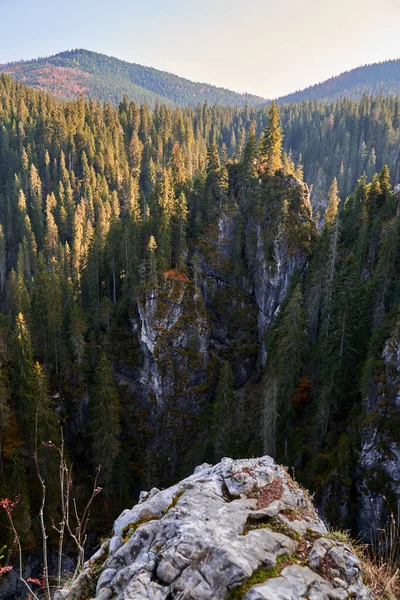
[1,0,400,98]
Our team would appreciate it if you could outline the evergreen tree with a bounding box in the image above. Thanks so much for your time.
[0,224,6,292]
[325,178,340,227]
[146,235,158,284]
[173,191,188,270]
[266,284,306,460]
[242,120,258,180]
[259,102,283,176]
[213,361,235,460]
[88,353,121,491]
[13,313,37,445]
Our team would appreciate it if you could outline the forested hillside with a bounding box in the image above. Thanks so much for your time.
[279,58,400,103]
[0,49,267,107]
[4,50,400,110]
[0,74,399,588]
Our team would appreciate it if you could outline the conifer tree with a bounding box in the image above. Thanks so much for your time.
[44,207,60,260]
[267,284,306,459]
[146,235,158,284]
[28,163,44,247]
[325,178,340,227]
[174,191,188,270]
[70,301,87,368]
[13,312,36,444]
[259,102,283,176]
[214,361,235,460]
[89,353,121,490]
[31,361,59,449]
[205,138,228,211]
[0,224,6,292]
[242,120,258,180]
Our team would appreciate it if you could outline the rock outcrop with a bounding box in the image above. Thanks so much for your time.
[57,457,374,600]
[357,327,400,541]
[115,175,315,484]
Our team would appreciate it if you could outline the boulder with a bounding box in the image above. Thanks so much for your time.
[59,457,374,600]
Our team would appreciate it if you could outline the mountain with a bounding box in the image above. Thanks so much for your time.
[0,48,267,107]
[3,50,400,109]
[278,58,400,103]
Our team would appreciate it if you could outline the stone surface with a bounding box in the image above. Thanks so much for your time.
[357,329,400,542]
[59,457,374,600]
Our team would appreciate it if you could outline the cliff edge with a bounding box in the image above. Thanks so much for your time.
[56,457,374,600]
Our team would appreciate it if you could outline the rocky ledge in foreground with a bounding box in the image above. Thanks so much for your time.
[57,457,374,600]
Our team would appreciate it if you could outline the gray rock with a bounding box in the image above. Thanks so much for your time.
[96,569,117,594]
[58,457,374,600]
[309,538,363,586]
[357,331,400,542]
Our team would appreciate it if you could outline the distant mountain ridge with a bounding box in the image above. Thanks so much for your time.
[278,59,400,103]
[2,50,400,107]
[0,49,267,107]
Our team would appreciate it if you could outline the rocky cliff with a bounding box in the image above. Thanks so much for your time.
[115,174,315,484]
[357,325,400,541]
[56,457,373,600]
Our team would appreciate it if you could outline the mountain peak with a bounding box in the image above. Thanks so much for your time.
[0,49,267,107]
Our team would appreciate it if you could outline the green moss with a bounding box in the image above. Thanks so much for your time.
[121,492,185,543]
[122,516,159,542]
[244,515,301,541]
[227,555,295,600]
[163,489,185,514]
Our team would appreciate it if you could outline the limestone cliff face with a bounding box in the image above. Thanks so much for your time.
[134,175,314,402]
[57,457,374,600]
[357,330,400,541]
[116,175,315,482]
[251,223,309,367]
[137,279,210,410]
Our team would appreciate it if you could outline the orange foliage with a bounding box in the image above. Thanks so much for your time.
[163,269,191,283]
[293,376,312,411]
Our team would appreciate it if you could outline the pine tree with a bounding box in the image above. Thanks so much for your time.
[267,284,306,459]
[89,353,121,491]
[259,102,283,176]
[44,207,60,260]
[13,312,36,444]
[242,120,258,180]
[0,353,11,476]
[214,361,235,460]
[146,235,158,284]
[31,361,59,449]
[325,178,340,227]
[173,191,188,270]
[0,224,6,292]
[70,301,86,368]
[29,163,44,247]
[205,139,228,211]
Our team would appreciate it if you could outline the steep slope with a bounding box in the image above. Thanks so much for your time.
[0,49,267,107]
[56,457,374,600]
[357,317,400,542]
[278,59,400,103]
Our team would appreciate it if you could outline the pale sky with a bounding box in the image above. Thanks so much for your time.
[1,0,400,98]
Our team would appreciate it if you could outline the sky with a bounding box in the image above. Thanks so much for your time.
[1,0,400,98]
